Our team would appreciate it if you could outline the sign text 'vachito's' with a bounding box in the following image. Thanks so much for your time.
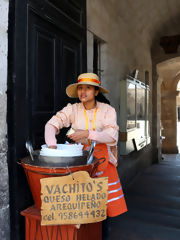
[40,171,108,225]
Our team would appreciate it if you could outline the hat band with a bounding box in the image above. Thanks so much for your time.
[78,78,100,85]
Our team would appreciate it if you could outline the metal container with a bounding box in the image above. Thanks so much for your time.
[38,150,93,167]
[20,151,99,210]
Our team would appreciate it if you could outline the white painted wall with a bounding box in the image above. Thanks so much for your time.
[0,0,10,239]
[0,0,8,138]
[86,0,154,185]
[86,0,152,115]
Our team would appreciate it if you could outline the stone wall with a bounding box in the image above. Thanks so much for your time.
[177,95,180,106]
[86,0,153,186]
[0,0,10,239]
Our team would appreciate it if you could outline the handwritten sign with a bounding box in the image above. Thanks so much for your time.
[40,171,108,225]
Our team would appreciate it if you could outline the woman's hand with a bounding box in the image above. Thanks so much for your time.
[48,145,57,149]
[68,130,89,142]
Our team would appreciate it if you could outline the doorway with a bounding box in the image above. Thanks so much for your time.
[157,57,180,154]
[8,1,87,239]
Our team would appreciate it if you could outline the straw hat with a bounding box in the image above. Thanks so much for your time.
[66,73,109,98]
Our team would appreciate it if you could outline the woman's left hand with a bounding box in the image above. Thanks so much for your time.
[68,130,89,142]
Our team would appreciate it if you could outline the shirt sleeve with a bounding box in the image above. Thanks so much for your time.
[44,123,57,146]
[47,103,74,132]
[88,105,119,146]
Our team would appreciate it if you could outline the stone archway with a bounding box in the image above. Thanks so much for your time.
[157,57,180,153]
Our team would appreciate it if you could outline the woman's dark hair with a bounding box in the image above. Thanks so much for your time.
[95,87,110,105]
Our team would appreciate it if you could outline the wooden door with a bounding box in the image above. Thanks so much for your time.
[7,0,86,239]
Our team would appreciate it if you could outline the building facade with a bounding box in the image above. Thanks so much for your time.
[1,0,180,239]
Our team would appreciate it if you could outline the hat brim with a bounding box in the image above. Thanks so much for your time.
[66,82,109,98]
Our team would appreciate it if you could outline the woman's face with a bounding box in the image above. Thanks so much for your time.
[77,84,99,103]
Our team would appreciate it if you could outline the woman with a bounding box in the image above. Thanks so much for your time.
[45,73,127,220]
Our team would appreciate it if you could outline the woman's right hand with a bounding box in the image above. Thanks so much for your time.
[48,145,57,149]
[68,130,89,142]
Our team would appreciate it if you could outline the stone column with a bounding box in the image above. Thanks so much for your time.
[152,69,162,163]
[156,78,163,160]
[161,90,179,153]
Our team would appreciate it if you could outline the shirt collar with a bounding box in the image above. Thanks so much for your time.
[79,101,100,110]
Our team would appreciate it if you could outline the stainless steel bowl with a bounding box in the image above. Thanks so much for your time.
[27,150,97,168]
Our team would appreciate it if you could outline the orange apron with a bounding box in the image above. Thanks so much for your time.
[83,143,128,217]
[83,107,127,217]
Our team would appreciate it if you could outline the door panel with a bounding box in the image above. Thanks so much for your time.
[48,0,83,25]
[28,9,84,148]
[8,0,86,239]
[34,31,55,112]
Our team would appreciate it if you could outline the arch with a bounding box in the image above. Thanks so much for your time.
[157,57,180,153]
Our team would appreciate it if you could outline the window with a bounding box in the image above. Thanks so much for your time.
[120,76,150,154]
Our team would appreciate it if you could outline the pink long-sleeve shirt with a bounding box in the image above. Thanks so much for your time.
[45,101,119,165]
